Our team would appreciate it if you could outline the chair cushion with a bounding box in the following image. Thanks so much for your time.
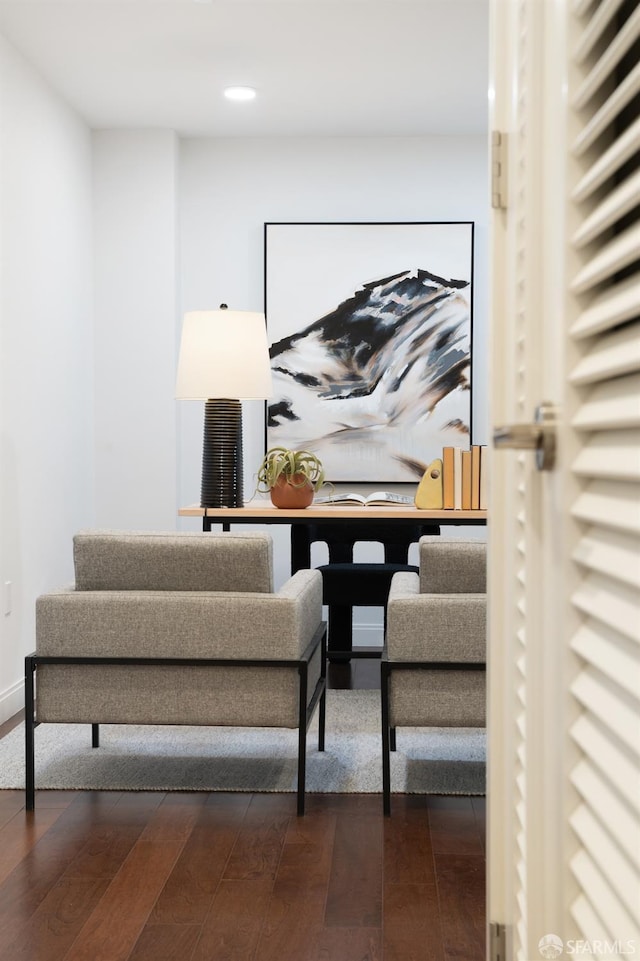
[318,562,418,605]
[73,530,273,593]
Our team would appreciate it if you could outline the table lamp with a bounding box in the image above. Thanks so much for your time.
[176,306,273,508]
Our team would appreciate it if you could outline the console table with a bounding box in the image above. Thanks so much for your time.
[179,501,487,574]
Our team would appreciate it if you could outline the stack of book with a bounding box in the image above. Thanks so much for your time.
[442,445,488,510]
[413,445,488,511]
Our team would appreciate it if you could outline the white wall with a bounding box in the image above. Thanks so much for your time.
[0,101,490,718]
[178,136,489,637]
[92,130,179,530]
[0,36,94,721]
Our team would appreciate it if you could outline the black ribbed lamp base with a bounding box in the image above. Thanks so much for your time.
[200,399,244,508]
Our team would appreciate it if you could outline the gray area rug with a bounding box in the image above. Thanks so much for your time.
[0,690,485,795]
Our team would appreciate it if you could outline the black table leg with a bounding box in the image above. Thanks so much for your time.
[290,524,311,574]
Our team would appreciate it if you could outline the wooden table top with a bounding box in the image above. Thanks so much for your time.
[179,501,487,523]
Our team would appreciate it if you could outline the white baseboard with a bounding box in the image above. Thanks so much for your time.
[0,679,24,725]
[352,623,384,648]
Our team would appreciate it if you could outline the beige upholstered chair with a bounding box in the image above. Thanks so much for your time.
[381,538,486,814]
[27,530,326,814]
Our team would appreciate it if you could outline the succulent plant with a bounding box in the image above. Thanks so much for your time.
[255,447,327,492]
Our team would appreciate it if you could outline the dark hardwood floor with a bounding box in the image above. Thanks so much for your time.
[0,658,486,961]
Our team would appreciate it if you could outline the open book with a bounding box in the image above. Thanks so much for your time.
[314,490,415,507]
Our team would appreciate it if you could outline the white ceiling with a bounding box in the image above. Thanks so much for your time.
[0,0,489,137]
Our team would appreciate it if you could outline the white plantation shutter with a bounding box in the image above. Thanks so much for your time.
[566,0,640,945]
[489,0,640,954]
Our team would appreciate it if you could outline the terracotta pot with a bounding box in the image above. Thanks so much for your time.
[270,474,314,509]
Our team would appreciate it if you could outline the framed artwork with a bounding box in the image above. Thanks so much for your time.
[264,221,474,483]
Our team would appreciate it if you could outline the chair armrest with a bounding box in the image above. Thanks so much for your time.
[273,570,324,658]
[35,569,323,661]
[387,571,420,602]
[386,586,486,662]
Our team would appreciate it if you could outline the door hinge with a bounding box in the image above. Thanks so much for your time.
[491,130,508,209]
[490,921,508,961]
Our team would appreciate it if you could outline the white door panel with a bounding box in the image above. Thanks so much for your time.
[488,0,640,957]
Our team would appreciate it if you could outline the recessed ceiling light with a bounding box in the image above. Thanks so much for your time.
[224,86,257,102]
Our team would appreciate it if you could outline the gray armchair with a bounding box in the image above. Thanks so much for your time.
[27,530,326,814]
[381,538,486,814]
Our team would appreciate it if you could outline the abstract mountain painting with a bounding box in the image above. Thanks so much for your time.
[265,223,473,483]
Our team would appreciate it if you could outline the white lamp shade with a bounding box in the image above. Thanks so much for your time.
[175,309,273,400]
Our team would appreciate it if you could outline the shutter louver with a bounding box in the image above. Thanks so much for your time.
[570,275,640,338]
[568,0,640,945]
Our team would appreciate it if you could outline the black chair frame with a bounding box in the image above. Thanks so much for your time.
[25,622,327,816]
[381,650,486,815]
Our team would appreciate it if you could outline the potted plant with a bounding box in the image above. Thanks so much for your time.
[256,447,327,508]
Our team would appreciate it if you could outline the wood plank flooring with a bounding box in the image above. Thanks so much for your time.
[0,659,486,961]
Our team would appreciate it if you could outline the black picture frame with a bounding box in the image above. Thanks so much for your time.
[264,221,474,483]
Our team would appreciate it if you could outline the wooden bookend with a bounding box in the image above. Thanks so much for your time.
[415,458,444,509]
